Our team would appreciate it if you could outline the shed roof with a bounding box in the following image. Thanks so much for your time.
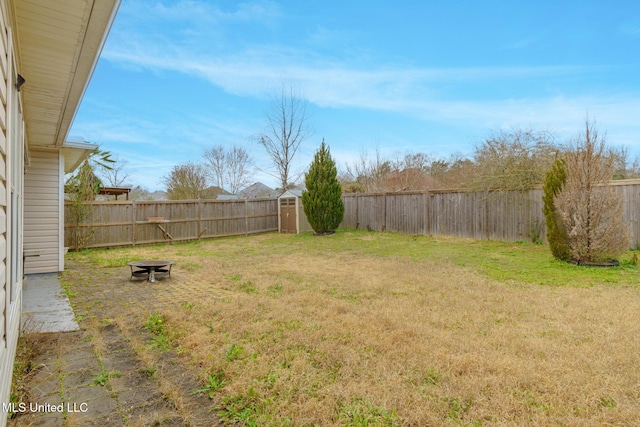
[280,189,304,198]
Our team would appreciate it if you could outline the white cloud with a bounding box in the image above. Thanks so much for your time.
[91,0,640,190]
[104,36,640,148]
[104,39,609,115]
[103,1,640,141]
[123,0,280,26]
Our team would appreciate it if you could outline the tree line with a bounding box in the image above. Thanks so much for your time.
[339,128,640,194]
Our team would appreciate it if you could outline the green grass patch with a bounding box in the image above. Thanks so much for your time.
[247,230,640,287]
[90,368,121,387]
[144,312,172,350]
[67,248,133,268]
[191,371,227,399]
[67,229,640,288]
[266,283,284,297]
[225,344,244,362]
[145,312,166,334]
[338,397,398,426]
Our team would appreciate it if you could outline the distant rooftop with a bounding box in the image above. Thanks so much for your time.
[239,182,279,199]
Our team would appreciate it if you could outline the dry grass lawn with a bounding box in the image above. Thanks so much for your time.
[67,230,640,426]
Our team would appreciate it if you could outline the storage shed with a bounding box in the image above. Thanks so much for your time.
[279,190,313,234]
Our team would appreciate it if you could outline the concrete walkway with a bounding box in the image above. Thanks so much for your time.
[22,273,79,333]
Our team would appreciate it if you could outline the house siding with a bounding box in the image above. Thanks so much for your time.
[0,4,6,366]
[0,1,24,425]
[24,149,60,274]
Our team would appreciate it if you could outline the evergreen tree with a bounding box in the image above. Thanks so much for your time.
[303,140,344,234]
[542,158,570,261]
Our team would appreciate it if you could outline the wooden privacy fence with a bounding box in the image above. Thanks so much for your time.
[341,190,546,242]
[65,198,278,249]
[341,181,640,248]
[66,180,640,250]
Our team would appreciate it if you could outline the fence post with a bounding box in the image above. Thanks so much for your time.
[381,193,386,232]
[197,199,202,239]
[424,191,429,236]
[484,191,490,240]
[132,200,137,246]
[356,194,359,229]
[245,199,249,235]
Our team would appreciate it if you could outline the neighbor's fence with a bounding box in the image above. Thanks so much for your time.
[341,180,640,248]
[64,198,278,249]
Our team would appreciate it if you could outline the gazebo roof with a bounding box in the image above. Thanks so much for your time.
[99,187,131,199]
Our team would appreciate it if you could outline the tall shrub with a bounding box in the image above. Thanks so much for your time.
[554,119,629,263]
[542,158,570,260]
[303,140,344,234]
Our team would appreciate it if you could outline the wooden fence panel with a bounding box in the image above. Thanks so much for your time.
[426,191,544,242]
[385,193,426,235]
[359,194,386,231]
[64,201,135,249]
[527,189,546,243]
[201,201,228,238]
[469,192,487,240]
[341,195,358,229]
[65,199,278,249]
[617,184,640,248]
[429,192,474,239]
[66,182,640,250]
[340,194,384,231]
[246,199,279,234]
[199,200,246,237]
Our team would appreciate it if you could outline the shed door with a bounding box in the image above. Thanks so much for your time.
[280,198,297,233]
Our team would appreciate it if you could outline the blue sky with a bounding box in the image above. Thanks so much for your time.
[70,0,640,191]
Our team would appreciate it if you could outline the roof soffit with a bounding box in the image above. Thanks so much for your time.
[12,0,120,148]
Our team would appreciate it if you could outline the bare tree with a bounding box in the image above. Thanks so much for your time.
[100,156,131,187]
[226,146,253,194]
[129,185,154,201]
[255,84,312,191]
[202,145,225,189]
[161,162,209,200]
[608,145,640,180]
[471,129,557,191]
[202,144,254,193]
[426,158,450,179]
[627,156,640,179]
[387,152,441,191]
[554,118,629,263]
[342,150,452,192]
[343,147,391,193]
